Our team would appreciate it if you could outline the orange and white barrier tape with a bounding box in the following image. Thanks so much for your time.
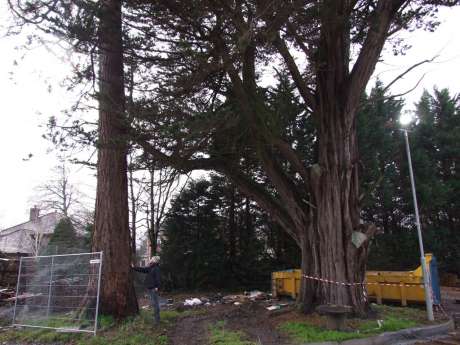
[302,274,423,288]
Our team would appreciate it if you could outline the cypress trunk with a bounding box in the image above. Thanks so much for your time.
[298,108,368,314]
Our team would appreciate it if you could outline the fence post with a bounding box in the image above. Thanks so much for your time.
[94,251,103,336]
[46,256,55,317]
[12,257,23,326]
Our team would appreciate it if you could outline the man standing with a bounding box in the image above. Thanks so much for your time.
[132,256,161,325]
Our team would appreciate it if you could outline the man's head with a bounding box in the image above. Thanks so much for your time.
[149,256,160,266]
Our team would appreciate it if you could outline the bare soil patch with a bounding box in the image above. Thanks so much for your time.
[167,302,293,345]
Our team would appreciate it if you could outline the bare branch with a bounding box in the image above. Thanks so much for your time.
[381,55,438,94]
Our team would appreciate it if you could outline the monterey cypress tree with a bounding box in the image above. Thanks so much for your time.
[129,1,459,314]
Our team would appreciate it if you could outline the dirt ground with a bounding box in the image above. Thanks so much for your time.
[166,301,293,345]
[160,287,460,345]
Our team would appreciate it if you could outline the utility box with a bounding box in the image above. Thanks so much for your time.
[272,254,441,306]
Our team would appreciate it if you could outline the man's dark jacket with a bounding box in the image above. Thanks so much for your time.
[133,264,160,289]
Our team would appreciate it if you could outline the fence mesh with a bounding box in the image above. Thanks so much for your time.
[12,252,102,334]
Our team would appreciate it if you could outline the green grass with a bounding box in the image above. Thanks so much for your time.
[358,316,417,333]
[371,304,426,324]
[0,326,82,344]
[279,322,366,342]
[99,314,116,329]
[0,310,177,345]
[0,315,88,343]
[209,321,256,345]
[279,305,421,343]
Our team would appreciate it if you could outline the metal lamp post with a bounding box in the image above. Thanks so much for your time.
[400,112,434,321]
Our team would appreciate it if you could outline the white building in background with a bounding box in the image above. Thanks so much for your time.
[0,207,63,255]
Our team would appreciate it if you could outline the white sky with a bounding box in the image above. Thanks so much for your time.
[0,5,459,228]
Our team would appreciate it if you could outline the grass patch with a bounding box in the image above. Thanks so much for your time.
[209,320,256,345]
[0,326,82,344]
[371,304,427,324]
[0,310,178,345]
[280,322,365,342]
[279,305,423,343]
[358,316,417,333]
[98,314,116,329]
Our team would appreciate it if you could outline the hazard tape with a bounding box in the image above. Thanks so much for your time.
[302,274,424,288]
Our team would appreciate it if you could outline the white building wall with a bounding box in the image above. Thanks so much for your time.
[0,212,63,254]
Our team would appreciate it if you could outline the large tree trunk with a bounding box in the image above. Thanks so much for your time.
[92,0,138,318]
[295,3,372,315]
[298,107,369,315]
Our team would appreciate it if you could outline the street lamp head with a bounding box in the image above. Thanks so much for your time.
[400,111,414,127]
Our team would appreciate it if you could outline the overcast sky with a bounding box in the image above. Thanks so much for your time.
[0,5,459,228]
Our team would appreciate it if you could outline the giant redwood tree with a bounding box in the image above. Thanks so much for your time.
[8,0,138,317]
[93,0,138,317]
[125,0,458,314]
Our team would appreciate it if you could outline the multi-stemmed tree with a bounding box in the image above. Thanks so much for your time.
[128,1,457,314]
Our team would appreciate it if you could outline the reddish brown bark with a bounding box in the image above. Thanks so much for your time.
[92,0,138,318]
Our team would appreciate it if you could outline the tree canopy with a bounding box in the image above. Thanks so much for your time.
[8,0,459,314]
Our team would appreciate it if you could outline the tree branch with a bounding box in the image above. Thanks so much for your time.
[381,56,437,94]
[347,0,407,113]
[136,138,300,241]
[273,34,317,111]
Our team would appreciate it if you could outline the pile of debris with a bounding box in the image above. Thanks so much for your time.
[178,290,294,313]
[0,287,15,305]
[181,290,269,308]
[0,253,24,288]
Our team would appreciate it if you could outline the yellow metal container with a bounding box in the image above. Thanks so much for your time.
[271,269,302,299]
[272,254,433,305]
[366,254,433,306]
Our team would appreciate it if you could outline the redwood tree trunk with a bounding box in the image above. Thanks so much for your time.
[92,0,138,318]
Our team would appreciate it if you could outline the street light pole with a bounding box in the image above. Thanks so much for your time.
[402,129,434,321]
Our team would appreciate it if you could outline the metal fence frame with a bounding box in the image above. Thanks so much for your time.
[12,251,103,335]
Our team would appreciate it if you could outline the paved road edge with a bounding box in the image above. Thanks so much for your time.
[305,319,454,345]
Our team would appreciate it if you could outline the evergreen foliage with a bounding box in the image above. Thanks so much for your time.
[45,217,79,255]
[161,175,300,290]
[408,88,460,273]
[359,86,460,273]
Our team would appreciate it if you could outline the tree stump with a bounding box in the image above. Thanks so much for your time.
[316,304,352,331]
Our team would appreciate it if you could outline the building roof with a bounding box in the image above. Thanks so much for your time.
[0,211,64,254]
[0,211,63,237]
